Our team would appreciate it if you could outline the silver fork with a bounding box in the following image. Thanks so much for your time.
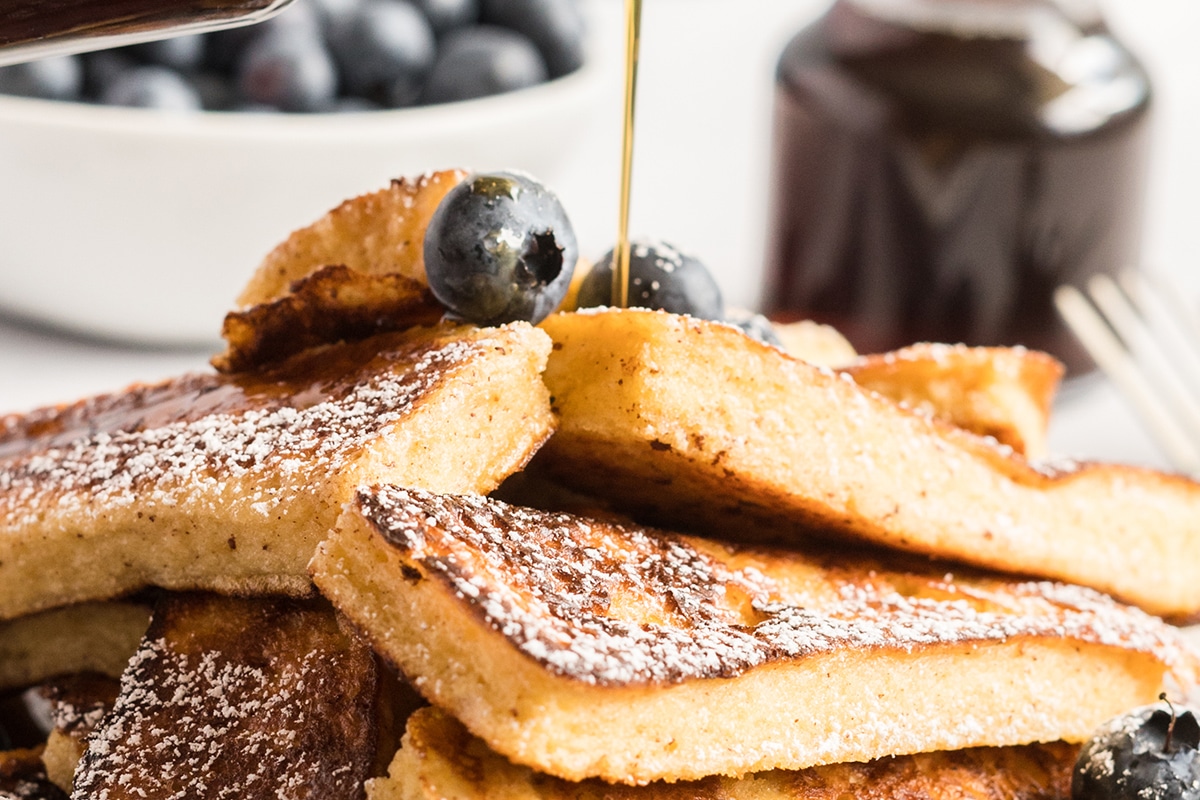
[1055,271,1200,475]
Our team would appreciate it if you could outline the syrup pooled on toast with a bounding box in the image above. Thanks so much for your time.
[762,0,1151,375]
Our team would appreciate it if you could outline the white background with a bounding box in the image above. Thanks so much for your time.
[1,0,1197,470]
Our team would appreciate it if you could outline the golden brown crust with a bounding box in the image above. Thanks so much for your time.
[312,486,1192,784]
[213,265,444,373]
[724,321,1060,455]
[0,323,554,621]
[535,309,1200,619]
[236,170,466,309]
[0,603,150,692]
[72,594,384,800]
[371,707,1076,800]
[1,326,457,459]
[844,343,1063,456]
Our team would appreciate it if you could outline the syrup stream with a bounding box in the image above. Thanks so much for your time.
[612,0,643,308]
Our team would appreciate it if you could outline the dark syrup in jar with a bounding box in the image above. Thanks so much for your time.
[762,0,1151,375]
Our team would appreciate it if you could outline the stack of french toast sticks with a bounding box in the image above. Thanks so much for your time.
[2,169,1199,800]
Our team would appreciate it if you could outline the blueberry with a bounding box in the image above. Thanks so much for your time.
[190,70,238,110]
[424,171,577,325]
[1073,700,1200,800]
[385,75,423,107]
[101,66,202,110]
[480,0,584,78]
[204,2,322,72]
[327,0,436,99]
[726,309,784,348]
[413,0,479,35]
[576,240,725,320]
[0,55,83,100]
[204,25,261,73]
[81,50,137,101]
[127,34,206,71]
[259,0,325,37]
[309,0,364,32]
[237,30,338,111]
[420,26,546,104]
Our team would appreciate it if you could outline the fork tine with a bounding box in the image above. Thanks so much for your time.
[1087,273,1200,444]
[1120,270,1200,395]
[1054,283,1200,474]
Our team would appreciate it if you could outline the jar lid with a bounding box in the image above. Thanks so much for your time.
[844,0,1102,39]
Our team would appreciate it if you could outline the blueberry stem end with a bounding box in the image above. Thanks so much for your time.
[1161,692,1178,754]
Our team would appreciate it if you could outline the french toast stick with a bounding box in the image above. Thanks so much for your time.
[215,264,444,374]
[536,309,1200,619]
[843,343,1062,457]
[237,170,465,308]
[38,673,121,792]
[766,320,1060,456]
[0,323,554,621]
[310,486,1195,785]
[71,594,390,800]
[217,170,466,371]
[770,319,858,368]
[0,603,149,692]
[224,165,1059,452]
[370,706,1076,800]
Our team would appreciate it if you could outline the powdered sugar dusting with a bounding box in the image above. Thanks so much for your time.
[72,598,375,800]
[630,239,687,273]
[50,695,114,737]
[360,486,1194,687]
[78,642,298,798]
[0,335,482,530]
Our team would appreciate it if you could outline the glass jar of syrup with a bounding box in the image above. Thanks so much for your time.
[0,0,293,67]
[761,0,1151,375]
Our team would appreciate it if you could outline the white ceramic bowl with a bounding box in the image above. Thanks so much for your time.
[0,59,603,345]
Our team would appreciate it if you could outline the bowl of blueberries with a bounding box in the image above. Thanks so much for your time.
[0,0,600,345]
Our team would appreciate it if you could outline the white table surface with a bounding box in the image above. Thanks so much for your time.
[0,0,1195,475]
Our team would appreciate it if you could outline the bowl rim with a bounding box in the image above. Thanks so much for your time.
[0,54,605,142]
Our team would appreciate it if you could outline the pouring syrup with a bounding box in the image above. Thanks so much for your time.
[612,0,643,309]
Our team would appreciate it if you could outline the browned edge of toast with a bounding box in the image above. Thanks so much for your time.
[370,706,1076,800]
[312,485,1186,785]
[536,309,1200,619]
